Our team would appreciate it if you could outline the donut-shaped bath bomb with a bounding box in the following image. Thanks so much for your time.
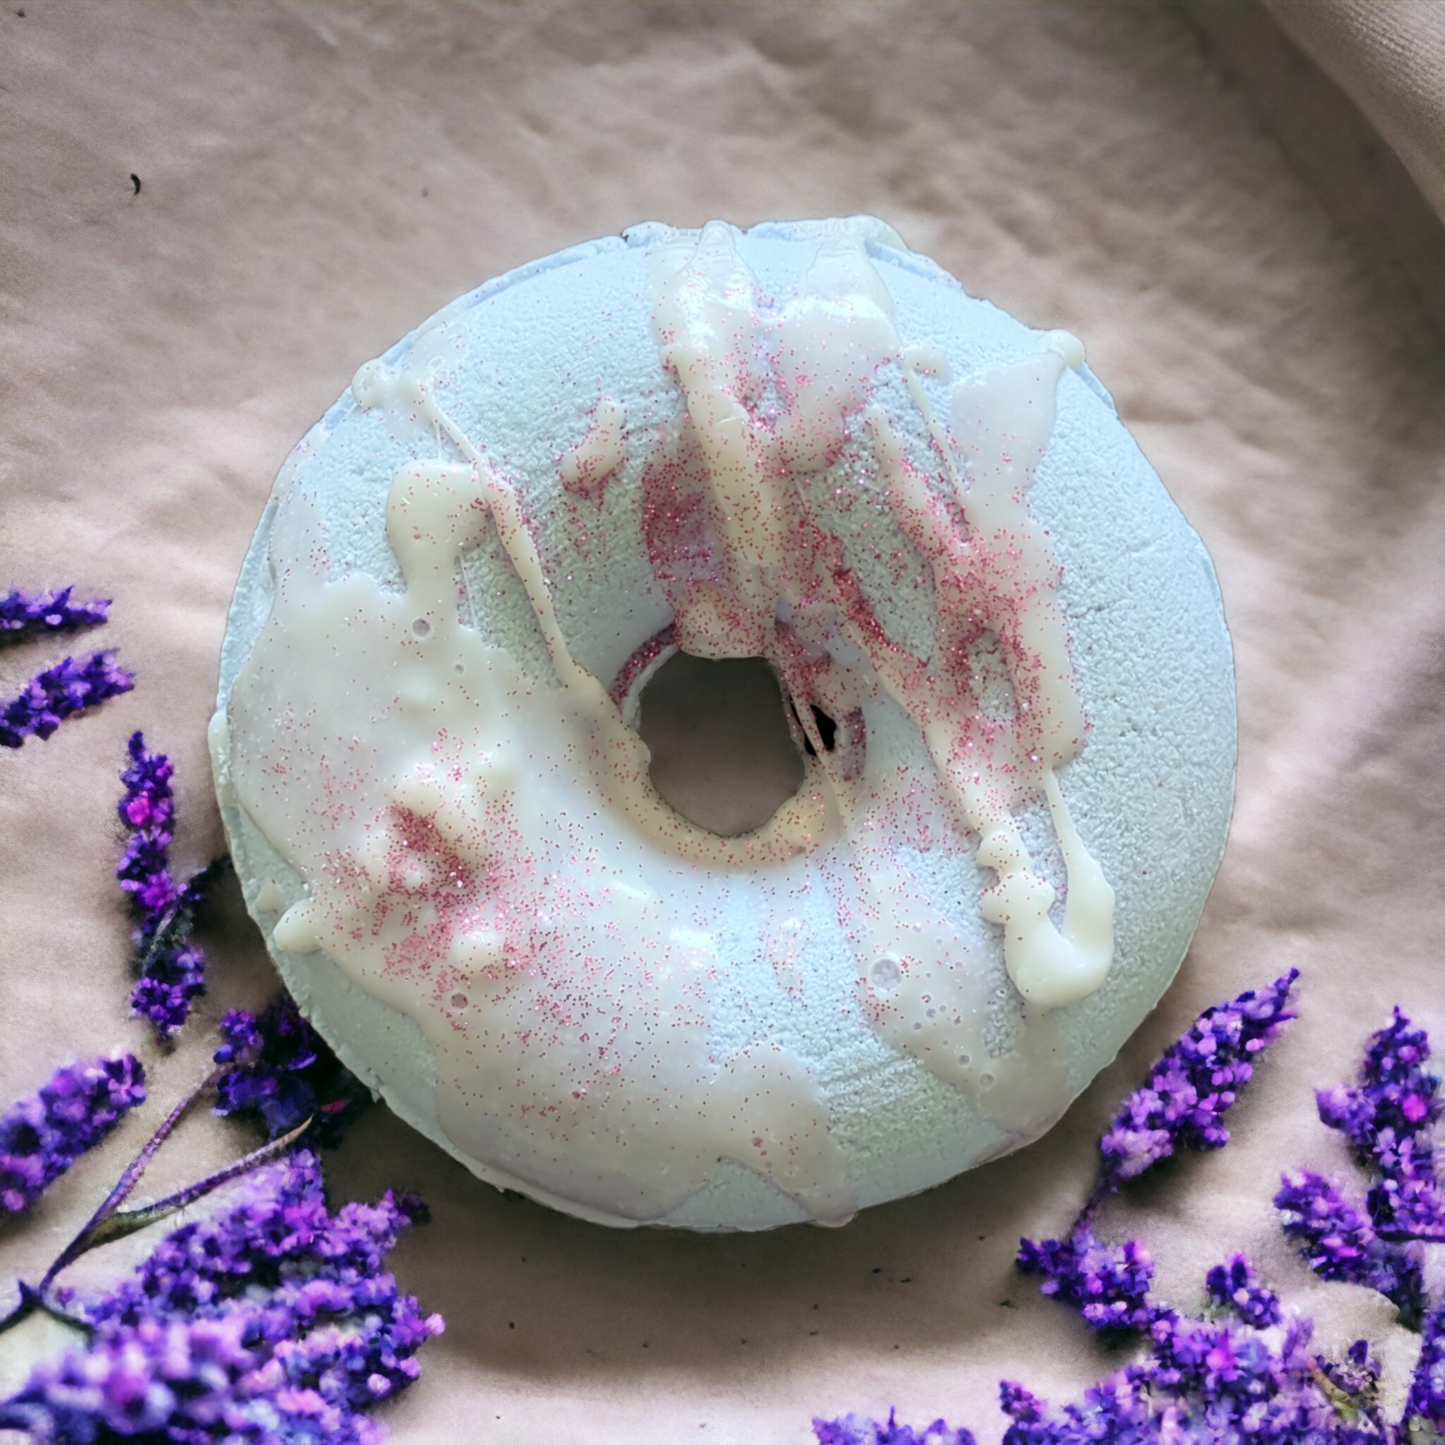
[210,218,1235,1231]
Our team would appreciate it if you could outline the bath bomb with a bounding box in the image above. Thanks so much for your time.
[210,217,1235,1231]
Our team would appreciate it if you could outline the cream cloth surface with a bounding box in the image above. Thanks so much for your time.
[3,3,1445,1440]
[1268,0,1445,222]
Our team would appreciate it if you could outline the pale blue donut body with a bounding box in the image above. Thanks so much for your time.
[213,221,1235,1230]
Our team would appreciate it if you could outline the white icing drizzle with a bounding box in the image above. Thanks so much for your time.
[224,221,1117,1224]
[229,416,855,1227]
[560,397,627,498]
[650,222,1113,1011]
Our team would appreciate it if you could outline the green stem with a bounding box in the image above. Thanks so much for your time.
[0,1068,313,1339]
[36,1066,222,1296]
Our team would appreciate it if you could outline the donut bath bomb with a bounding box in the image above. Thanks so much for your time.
[210,217,1235,1231]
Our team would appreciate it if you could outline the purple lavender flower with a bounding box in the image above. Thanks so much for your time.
[1205,1253,1282,1329]
[1274,1169,1425,1325]
[117,732,210,1038]
[1096,969,1298,1191]
[1016,1225,1156,1333]
[1315,1009,1445,1239]
[1275,1008,1445,1328]
[0,1056,146,1215]
[826,985,1444,1443]
[0,586,111,645]
[117,731,180,906]
[1151,1309,1344,1434]
[0,1315,256,1440]
[0,651,134,748]
[998,1373,1156,1445]
[1404,1300,1445,1430]
[2,1150,443,1443]
[813,1409,974,1445]
[213,996,371,1146]
[1015,975,1297,1339]
[998,1301,1376,1443]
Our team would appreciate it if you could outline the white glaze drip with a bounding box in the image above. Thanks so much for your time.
[650,222,1113,1012]
[560,397,627,498]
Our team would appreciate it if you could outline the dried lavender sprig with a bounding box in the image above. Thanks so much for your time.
[0,651,134,748]
[116,730,181,911]
[813,1410,975,1445]
[1204,1252,1281,1329]
[1141,1306,1338,1435]
[1000,1006,1445,1438]
[1,1151,445,1445]
[995,1287,1372,1444]
[826,989,1445,1444]
[1317,1008,1439,1149]
[213,995,371,1147]
[1404,1298,1445,1431]
[1275,1008,1445,1328]
[997,1374,1155,1444]
[0,586,110,646]
[1275,1169,1426,1327]
[4,1000,351,1335]
[0,1055,145,1216]
[31,1082,311,1305]
[1015,973,1298,1337]
[0,1063,317,1344]
[117,731,211,1038]
[1094,969,1299,1196]
[1016,1225,1155,1334]
[1316,1008,1445,1239]
[3,1064,224,1329]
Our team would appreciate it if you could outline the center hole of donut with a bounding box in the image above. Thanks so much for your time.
[637,651,809,838]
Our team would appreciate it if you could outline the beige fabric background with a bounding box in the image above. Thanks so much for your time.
[1269,0,1445,221]
[3,3,1445,1440]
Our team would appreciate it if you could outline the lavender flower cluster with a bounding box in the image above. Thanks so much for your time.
[0,585,132,748]
[2,578,443,1443]
[815,1409,975,1445]
[994,1303,1386,1442]
[1,1150,444,1444]
[1095,969,1300,1192]
[0,1056,146,1215]
[0,586,110,642]
[117,732,209,1038]
[1204,1252,1282,1330]
[1014,971,1298,1338]
[1015,1228,1155,1333]
[1275,1007,1445,1328]
[213,996,371,1147]
[1,652,135,749]
[816,975,1445,1442]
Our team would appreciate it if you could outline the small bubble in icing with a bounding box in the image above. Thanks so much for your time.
[449,992,468,1010]
[958,1053,972,1067]
[454,662,465,674]
[413,618,432,637]
[870,955,902,993]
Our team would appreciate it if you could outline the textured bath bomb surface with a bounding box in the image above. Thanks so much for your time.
[211,218,1235,1231]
